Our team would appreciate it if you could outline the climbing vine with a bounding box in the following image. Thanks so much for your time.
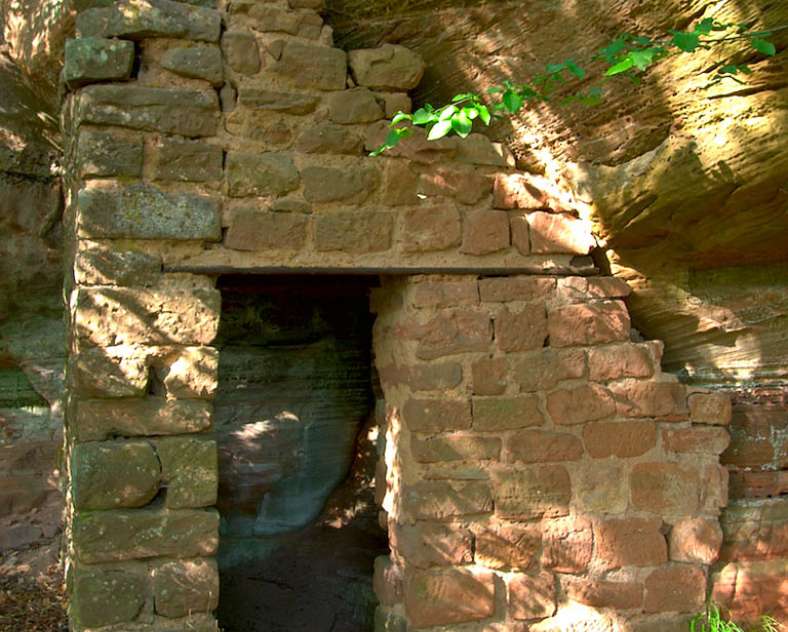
[371,18,783,156]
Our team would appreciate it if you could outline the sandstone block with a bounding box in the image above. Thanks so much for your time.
[611,381,689,419]
[564,578,643,610]
[392,522,473,568]
[379,362,463,391]
[373,556,402,606]
[400,204,462,252]
[225,209,307,251]
[157,346,218,399]
[74,286,220,346]
[75,398,213,441]
[77,129,143,178]
[238,88,320,114]
[663,426,731,455]
[478,276,555,302]
[414,310,492,360]
[583,420,657,458]
[76,0,221,42]
[491,465,571,519]
[506,429,583,464]
[73,508,219,563]
[154,436,217,508]
[295,123,364,155]
[410,277,478,309]
[153,558,219,618]
[72,441,161,510]
[153,138,223,183]
[419,167,492,205]
[327,87,384,124]
[404,480,493,520]
[349,44,426,91]
[269,40,347,90]
[689,392,732,425]
[548,300,631,347]
[226,152,300,198]
[594,516,668,570]
[631,462,700,516]
[75,247,161,287]
[71,563,149,629]
[493,173,563,210]
[71,347,149,398]
[456,134,515,167]
[588,343,656,381]
[495,305,548,352]
[711,560,786,625]
[380,159,420,206]
[473,395,544,431]
[222,31,261,75]
[64,37,134,87]
[160,45,222,85]
[546,384,616,425]
[314,212,393,253]
[475,521,541,570]
[512,348,586,392]
[510,213,531,254]
[411,433,501,463]
[78,84,219,136]
[542,516,593,573]
[509,571,557,621]
[402,398,472,432]
[78,184,221,240]
[460,209,510,255]
[670,517,723,565]
[572,460,629,514]
[404,568,494,627]
[471,357,508,395]
[528,211,595,254]
[644,565,706,614]
[302,165,380,203]
[558,276,633,301]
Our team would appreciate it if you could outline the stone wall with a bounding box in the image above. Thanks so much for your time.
[60,0,735,631]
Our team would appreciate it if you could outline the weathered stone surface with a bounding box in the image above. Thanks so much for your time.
[349,44,425,91]
[546,384,616,425]
[631,462,700,516]
[564,578,643,610]
[594,517,668,570]
[495,305,548,352]
[506,430,583,464]
[295,123,364,155]
[419,167,491,205]
[572,460,629,514]
[588,342,656,381]
[689,392,732,426]
[78,85,220,136]
[71,347,148,398]
[711,559,787,626]
[414,310,491,360]
[238,88,319,114]
[461,209,510,255]
[64,37,135,87]
[77,129,143,178]
[644,565,706,613]
[493,173,565,210]
[404,480,493,520]
[157,346,218,400]
[75,247,161,287]
[670,517,723,564]
[74,398,213,441]
[610,381,689,419]
[392,522,473,568]
[73,508,219,563]
[153,138,223,183]
[479,276,555,303]
[508,571,556,620]
[548,301,631,347]
[269,40,347,90]
[154,436,217,509]
[225,208,307,251]
[542,516,593,573]
[583,420,657,458]
[74,286,220,346]
[402,398,471,432]
[528,212,595,254]
[475,521,541,570]
[400,204,462,252]
[663,426,731,455]
[222,31,261,75]
[327,88,384,124]
[78,184,221,240]
[404,568,494,627]
[71,563,148,628]
[512,348,586,392]
[153,558,219,618]
[379,362,463,391]
[471,357,507,395]
[411,432,501,463]
[302,165,380,203]
[381,159,420,206]
[226,152,300,198]
[410,277,478,309]
[160,45,223,85]
[473,395,544,430]
[374,556,402,606]
[76,0,221,42]
[491,465,571,519]
[72,441,161,510]
[314,212,393,253]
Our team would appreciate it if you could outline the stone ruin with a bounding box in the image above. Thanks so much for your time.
[51,0,739,630]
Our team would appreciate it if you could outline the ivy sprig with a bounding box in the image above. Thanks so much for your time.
[371,18,783,156]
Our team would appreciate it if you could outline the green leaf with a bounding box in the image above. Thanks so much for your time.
[462,106,479,120]
[390,112,412,125]
[427,120,452,140]
[439,105,458,121]
[477,104,491,125]
[671,30,700,52]
[411,107,435,125]
[605,55,635,75]
[565,59,586,80]
[369,127,410,157]
[487,86,503,94]
[694,17,715,35]
[451,110,473,138]
[751,37,776,56]
[452,92,476,102]
[502,89,524,113]
[546,62,565,75]
[600,38,627,63]
[630,48,656,70]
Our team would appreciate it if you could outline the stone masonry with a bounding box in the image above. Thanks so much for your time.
[60,0,733,630]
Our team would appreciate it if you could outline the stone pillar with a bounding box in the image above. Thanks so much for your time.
[62,2,223,630]
[372,275,730,631]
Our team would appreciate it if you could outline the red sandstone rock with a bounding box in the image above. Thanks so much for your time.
[542,516,593,573]
[548,300,631,347]
[474,520,541,570]
[631,462,701,516]
[644,565,706,614]
[402,398,472,432]
[689,392,733,426]
[564,578,644,610]
[508,571,556,620]
[392,522,473,568]
[404,568,495,627]
[471,356,508,395]
[495,305,548,352]
[546,384,616,425]
[594,517,668,570]
[506,430,584,464]
[461,209,511,255]
[583,420,657,458]
[669,517,723,565]
[663,426,731,455]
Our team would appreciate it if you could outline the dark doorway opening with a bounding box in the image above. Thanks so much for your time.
[214,275,386,632]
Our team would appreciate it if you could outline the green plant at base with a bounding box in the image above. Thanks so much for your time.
[690,603,783,632]
[371,19,785,156]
